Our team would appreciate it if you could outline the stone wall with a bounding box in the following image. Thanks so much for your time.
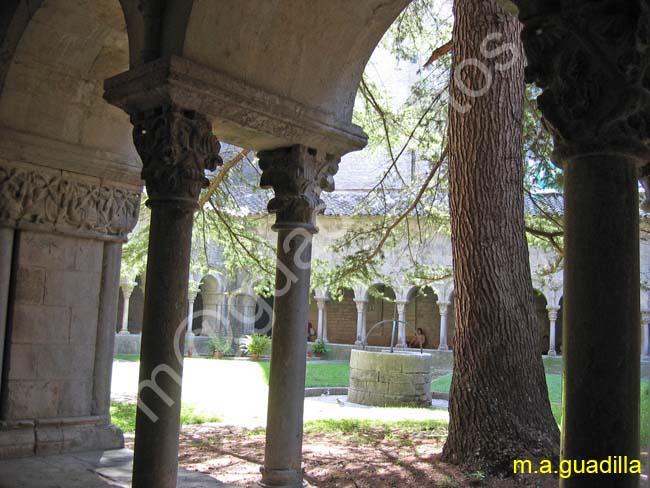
[0,230,124,458]
[347,349,433,408]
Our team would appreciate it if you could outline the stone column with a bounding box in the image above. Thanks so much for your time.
[315,294,329,342]
[520,8,647,485]
[258,145,339,487]
[0,227,14,403]
[119,281,135,335]
[129,105,222,488]
[201,291,218,336]
[546,306,559,357]
[93,242,123,416]
[395,301,408,348]
[642,310,650,360]
[354,299,368,346]
[437,301,450,351]
[187,290,198,337]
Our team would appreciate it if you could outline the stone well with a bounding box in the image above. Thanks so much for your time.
[348,349,433,407]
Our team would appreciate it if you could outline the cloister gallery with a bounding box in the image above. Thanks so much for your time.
[0,1,649,488]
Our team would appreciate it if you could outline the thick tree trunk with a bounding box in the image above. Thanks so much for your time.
[441,0,560,472]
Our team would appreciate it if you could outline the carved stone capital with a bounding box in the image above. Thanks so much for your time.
[131,105,222,208]
[258,145,339,232]
[520,2,650,165]
[437,301,450,316]
[0,163,140,241]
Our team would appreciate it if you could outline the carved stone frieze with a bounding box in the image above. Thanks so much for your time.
[258,145,340,232]
[131,105,223,208]
[519,1,650,164]
[0,164,140,240]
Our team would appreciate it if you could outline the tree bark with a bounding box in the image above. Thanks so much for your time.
[441,0,560,472]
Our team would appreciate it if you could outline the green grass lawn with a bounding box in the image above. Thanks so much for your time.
[112,357,649,446]
[256,361,350,388]
[110,402,221,433]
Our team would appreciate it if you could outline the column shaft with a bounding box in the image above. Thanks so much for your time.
[0,227,14,400]
[119,287,133,334]
[354,300,367,346]
[316,299,328,342]
[132,205,193,488]
[93,242,123,416]
[438,302,449,351]
[562,157,640,487]
[547,307,559,356]
[262,229,312,487]
[396,302,407,348]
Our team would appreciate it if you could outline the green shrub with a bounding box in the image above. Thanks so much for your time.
[311,339,328,355]
[208,336,232,354]
[241,333,271,356]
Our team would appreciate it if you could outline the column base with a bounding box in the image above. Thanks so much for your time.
[395,343,407,349]
[259,467,305,488]
[438,344,449,351]
[118,330,130,335]
[548,350,557,357]
[0,416,124,460]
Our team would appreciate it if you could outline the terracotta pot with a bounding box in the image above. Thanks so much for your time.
[314,352,322,358]
[213,351,224,359]
[307,351,314,358]
[251,353,260,361]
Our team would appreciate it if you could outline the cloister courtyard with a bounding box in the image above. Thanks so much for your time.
[3,0,650,487]
[102,355,645,487]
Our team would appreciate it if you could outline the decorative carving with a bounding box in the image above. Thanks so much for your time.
[131,105,222,207]
[520,1,650,164]
[258,145,339,231]
[0,165,140,240]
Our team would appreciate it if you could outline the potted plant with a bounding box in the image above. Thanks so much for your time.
[240,333,271,361]
[208,336,232,359]
[311,339,328,358]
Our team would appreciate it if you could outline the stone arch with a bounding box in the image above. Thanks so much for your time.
[405,286,440,349]
[326,288,357,345]
[0,0,142,185]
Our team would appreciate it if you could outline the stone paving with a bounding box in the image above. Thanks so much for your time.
[0,449,230,488]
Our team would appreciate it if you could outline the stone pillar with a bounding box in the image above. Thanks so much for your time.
[315,295,329,342]
[187,290,198,337]
[520,7,648,485]
[395,301,408,348]
[258,145,339,487]
[642,310,650,360]
[201,291,218,336]
[547,306,559,357]
[0,226,14,402]
[119,281,135,335]
[437,301,450,351]
[128,105,222,488]
[354,299,368,346]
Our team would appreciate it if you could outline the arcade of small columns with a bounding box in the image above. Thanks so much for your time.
[117,277,650,359]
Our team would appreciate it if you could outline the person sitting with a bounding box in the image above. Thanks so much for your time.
[408,328,427,348]
[307,322,317,342]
